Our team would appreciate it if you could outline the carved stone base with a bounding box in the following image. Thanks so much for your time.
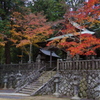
[3,87,7,90]
[53,92,61,98]
[96,96,100,100]
[3,83,7,89]
[71,95,81,100]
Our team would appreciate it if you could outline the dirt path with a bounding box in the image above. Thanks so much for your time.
[0,95,70,100]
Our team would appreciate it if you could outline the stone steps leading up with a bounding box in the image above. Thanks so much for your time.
[17,71,56,95]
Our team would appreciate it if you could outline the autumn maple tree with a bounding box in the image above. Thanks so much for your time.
[11,12,53,63]
[66,0,100,28]
[47,0,100,58]
[58,34,100,56]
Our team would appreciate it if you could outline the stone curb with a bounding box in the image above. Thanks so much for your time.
[0,93,30,96]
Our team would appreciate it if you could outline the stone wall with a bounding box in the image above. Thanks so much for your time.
[36,59,100,99]
[59,70,100,99]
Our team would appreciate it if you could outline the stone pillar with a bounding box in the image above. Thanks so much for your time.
[66,51,71,61]
[36,54,41,70]
[3,73,8,89]
[71,72,81,100]
[16,71,22,89]
[53,73,61,97]
[9,72,15,89]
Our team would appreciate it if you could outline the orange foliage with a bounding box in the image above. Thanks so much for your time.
[58,34,100,56]
[47,0,100,57]
[11,12,53,47]
[0,42,5,46]
[65,0,100,28]
[16,40,31,47]
[0,34,5,46]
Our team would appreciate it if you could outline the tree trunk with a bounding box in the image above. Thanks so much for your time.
[5,41,11,64]
[28,43,32,63]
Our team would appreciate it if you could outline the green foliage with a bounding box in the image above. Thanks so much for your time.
[0,20,11,35]
[0,47,5,64]
[30,0,66,21]
[0,0,27,19]
[0,0,29,64]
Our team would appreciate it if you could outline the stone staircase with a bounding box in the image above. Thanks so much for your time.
[16,70,56,95]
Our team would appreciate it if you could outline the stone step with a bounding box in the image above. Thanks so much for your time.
[18,91,32,94]
[32,85,41,88]
[21,88,34,92]
[32,82,43,85]
[24,86,40,90]
[26,83,43,88]
[30,81,43,85]
[24,86,34,89]
[17,71,56,95]
[27,84,42,87]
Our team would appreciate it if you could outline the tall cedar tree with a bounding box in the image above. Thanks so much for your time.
[0,0,28,64]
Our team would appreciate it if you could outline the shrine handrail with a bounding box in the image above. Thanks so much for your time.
[31,67,56,96]
[15,65,46,92]
[57,59,100,71]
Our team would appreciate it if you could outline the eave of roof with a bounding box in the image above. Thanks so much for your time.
[40,49,59,58]
[47,29,95,41]
[47,21,95,41]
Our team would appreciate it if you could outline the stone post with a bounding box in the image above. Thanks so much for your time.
[53,73,61,97]
[16,71,22,89]
[3,73,8,89]
[36,54,41,70]
[9,72,15,89]
[71,72,81,100]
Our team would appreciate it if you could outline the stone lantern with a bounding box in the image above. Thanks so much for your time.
[71,72,81,100]
[53,73,61,97]
[16,71,22,89]
[9,72,15,89]
[3,73,8,89]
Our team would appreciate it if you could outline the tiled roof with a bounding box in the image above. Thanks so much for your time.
[40,49,59,58]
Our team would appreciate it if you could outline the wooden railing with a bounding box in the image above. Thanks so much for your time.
[57,59,100,71]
